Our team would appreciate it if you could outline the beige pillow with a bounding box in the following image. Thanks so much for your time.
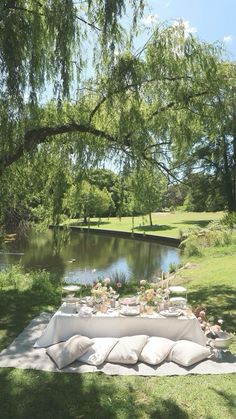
[78,337,118,366]
[46,335,93,369]
[169,340,211,367]
[139,337,175,365]
[107,335,148,364]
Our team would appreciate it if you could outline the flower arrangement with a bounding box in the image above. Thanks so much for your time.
[138,280,163,307]
[192,305,225,337]
[91,277,121,300]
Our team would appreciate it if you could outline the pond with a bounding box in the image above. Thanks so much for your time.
[0,229,180,284]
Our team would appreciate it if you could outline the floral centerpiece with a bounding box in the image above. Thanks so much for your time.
[138,280,163,312]
[91,277,120,302]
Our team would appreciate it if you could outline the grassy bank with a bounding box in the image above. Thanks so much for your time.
[66,211,223,238]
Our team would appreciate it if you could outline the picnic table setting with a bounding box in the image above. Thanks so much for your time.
[0,277,235,376]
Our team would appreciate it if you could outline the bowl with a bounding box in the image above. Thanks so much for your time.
[213,333,233,349]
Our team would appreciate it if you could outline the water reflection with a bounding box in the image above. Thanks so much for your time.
[0,230,180,284]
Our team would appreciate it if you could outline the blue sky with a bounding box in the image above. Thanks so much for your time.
[141,0,236,59]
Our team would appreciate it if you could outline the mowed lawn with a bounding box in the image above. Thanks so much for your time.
[67,211,223,238]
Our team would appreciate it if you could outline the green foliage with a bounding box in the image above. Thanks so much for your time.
[0,264,60,304]
[65,180,115,221]
[30,271,59,304]
[221,211,236,229]
[0,265,29,289]
[1,9,236,226]
[180,221,232,257]
[131,166,167,225]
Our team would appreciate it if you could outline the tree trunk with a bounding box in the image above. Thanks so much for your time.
[149,212,153,226]
[233,135,236,210]
[222,136,235,211]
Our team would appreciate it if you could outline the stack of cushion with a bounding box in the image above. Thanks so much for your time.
[46,335,211,369]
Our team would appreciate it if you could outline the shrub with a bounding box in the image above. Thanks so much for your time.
[30,270,60,304]
[180,221,232,257]
[221,212,236,230]
[0,265,30,289]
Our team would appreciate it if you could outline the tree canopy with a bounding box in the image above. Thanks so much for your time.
[0,1,236,225]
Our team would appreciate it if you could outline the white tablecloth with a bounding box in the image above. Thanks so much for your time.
[35,306,207,348]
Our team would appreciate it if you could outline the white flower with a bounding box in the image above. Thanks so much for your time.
[218,319,224,325]
[103,277,111,285]
[140,279,147,286]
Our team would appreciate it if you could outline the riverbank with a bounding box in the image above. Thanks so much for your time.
[64,211,223,238]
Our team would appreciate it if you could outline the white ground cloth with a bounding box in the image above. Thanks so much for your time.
[34,306,207,348]
[0,313,236,376]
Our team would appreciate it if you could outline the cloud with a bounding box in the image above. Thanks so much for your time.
[223,35,233,43]
[172,19,197,36]
[142,14,158,25]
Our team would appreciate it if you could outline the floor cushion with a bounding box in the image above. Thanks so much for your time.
[139,337,175,365]
[168,340,211,367]
[78,337,118,366]
[46,335,93,369]
[106,335,148,364]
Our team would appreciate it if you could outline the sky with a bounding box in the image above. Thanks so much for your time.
[141,0,236,60]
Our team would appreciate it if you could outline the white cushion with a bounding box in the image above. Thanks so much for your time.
[139,337,175,365]
[78,337,118,366]
[168,340,211,367]
[106,335,148,364]
[46,335,93,369]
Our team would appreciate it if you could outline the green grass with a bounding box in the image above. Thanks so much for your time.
[0,369,235,419]
[66,211,223,238]
[1,216,236,419]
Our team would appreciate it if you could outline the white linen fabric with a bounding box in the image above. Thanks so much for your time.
[139,337,175,365]
[78,337,118,366]
[168,340,211,366]
[107,335,148,364]
[1,313,236,376]
[46,335,93,369]
[34,306,206,348]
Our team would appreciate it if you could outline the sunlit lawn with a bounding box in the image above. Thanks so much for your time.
[67,211,223,238]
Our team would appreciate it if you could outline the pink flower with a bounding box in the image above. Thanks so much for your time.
[116,282,122,288]
[199,310,206,318]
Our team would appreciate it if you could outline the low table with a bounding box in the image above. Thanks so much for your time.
[34,306,207,348]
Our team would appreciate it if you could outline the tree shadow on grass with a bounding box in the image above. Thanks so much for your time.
[174,220,212,228]
[134,224,175,233]
[0,369,190,419]
[210,388,236,418]
[187,285,236,331]
[0,288,59,351]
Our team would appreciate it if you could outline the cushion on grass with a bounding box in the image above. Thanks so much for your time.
[139,337,175,365]
[46,335,93,369]
[106,335,148,364]
[78,337,118,366]
[168,340,211,367]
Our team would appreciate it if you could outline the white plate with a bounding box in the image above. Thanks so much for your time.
[120,308,140,316]
[159,310,182,317]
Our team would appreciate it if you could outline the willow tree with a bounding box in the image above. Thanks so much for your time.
[0,6,232,222]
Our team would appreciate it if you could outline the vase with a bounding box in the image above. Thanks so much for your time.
[145,305,154,315]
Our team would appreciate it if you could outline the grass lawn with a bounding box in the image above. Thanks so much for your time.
[1,213,236,419]
[66,211,223,238]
